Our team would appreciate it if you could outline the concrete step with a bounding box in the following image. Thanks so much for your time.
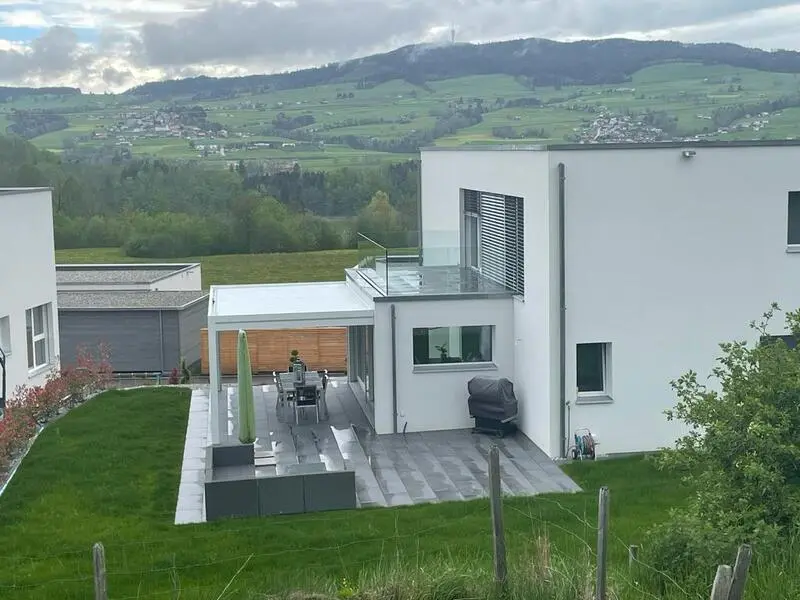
[331,426,387,508]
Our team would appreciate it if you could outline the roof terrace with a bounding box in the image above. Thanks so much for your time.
[352,233,512,299]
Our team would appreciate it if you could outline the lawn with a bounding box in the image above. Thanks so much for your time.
[55,247,360,287]
[0,387,695,600]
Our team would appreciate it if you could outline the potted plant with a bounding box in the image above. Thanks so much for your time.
[289,349,300,370]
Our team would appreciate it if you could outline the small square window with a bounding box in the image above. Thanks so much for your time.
[788,192,800,245]
[577,343,610,395]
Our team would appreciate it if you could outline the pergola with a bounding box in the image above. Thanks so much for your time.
[206,281,375,444]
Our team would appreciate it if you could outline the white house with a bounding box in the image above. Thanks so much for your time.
[207,140,800,458]
[0,188,60,410]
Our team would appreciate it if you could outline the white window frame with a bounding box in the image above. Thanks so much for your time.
[26,304,51,372]
[0,315,10,355]
[463,211,481,270]
[576,342,613,403]
[412,325,497,374]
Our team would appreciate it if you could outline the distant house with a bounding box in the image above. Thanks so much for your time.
[56,264,208,374]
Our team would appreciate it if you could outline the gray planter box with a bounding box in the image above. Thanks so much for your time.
[211,443,254,467]
[204,444,357,521]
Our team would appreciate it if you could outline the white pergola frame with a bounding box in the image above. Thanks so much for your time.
[207,282,375,444]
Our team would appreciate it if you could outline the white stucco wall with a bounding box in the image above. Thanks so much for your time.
[0,189,60,396]
[419,149,559,454]
[555,144,800,455]
[372,296,515,434]
[151,265,202,291]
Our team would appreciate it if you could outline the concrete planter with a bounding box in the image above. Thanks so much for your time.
[204,444,357,521]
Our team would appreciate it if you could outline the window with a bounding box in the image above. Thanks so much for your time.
[789,192,800,245]
[26,304,51,370]
[463,190,480,269]
[413,326,493,365]
[0,316,10,354]
[760,335,798,349]
[461,189,524,296]
[577,343,610,395]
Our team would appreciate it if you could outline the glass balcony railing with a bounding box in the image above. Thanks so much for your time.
[354,231,511,298]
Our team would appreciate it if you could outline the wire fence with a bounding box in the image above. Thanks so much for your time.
[0,448,753,600]
[0,460,749,600]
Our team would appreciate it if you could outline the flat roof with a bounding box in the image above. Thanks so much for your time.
[58,290,208,311]
[420,139,800,152]
[209,282,374,329]
[56,263,199,285]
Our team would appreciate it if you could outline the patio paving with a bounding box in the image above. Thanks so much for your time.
[175,379,580,524]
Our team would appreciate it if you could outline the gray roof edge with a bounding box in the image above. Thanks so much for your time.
[373,291,515,303]
[0,187,52,196]
[57,290,209,311]
[421,139,800,152]
[55,263,199,271]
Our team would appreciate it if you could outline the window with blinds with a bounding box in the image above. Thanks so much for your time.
[461,189,524,296]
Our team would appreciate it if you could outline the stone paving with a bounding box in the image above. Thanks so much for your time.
[174,379,580,524]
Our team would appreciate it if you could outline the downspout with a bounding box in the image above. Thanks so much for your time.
[558,163,567,458]
[417,158,423,264]
[158,310,165,374]
[390,304,398,433]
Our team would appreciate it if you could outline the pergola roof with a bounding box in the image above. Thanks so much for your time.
[208,282,374,330]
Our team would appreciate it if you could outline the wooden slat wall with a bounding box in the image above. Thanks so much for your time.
[200,328,347,375]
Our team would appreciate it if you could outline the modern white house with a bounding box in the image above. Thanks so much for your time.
[0,188,60,411]
[207,140,800,458]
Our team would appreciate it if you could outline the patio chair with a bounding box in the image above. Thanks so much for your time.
[274,371,293,419]
[294,384,320,424]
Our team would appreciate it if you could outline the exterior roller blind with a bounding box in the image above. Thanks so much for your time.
[467,190,525,296]
[478,192,508,289]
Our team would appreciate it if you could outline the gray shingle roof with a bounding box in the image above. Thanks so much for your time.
[56,264,194,285]
[57,290,208,310]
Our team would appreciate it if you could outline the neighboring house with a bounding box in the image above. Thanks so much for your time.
[56,264,208,374]
[207,140,800,457]
[0,188,60,409]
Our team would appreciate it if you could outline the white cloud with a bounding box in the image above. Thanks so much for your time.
[0,0,800,91]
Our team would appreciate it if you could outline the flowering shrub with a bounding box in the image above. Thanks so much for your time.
[0,343,113,476]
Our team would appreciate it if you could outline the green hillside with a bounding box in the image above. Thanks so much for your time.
[7,61,800,170]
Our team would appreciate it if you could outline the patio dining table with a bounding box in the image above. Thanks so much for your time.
[277,371,328,420]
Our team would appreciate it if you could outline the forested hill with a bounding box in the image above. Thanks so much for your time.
[126,38,800,100]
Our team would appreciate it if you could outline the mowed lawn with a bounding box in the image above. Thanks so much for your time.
[0,388,690,600]
[55,247,360,287]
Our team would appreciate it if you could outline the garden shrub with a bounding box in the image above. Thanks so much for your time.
[647,304,800,579]
[0,344,112,477]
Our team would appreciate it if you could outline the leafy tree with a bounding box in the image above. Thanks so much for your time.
[357,190,405,246]
[648,303,800,580]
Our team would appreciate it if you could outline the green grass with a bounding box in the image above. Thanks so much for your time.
[0,387,692,600]
[55,247,360,287]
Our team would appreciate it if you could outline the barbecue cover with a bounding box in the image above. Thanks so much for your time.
[467,377,518,420]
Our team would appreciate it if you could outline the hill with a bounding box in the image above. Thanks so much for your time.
[6,37,800,169]
[124,38,800,100]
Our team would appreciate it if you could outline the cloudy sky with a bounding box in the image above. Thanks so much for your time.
[2,0,800,92]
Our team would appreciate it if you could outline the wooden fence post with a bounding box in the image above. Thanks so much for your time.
[710,565,732,600]
[596,486,610,600]
[628,544,639,569]
[727,544,752,600]
[93,542,107,600]
[488,445,507,587]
